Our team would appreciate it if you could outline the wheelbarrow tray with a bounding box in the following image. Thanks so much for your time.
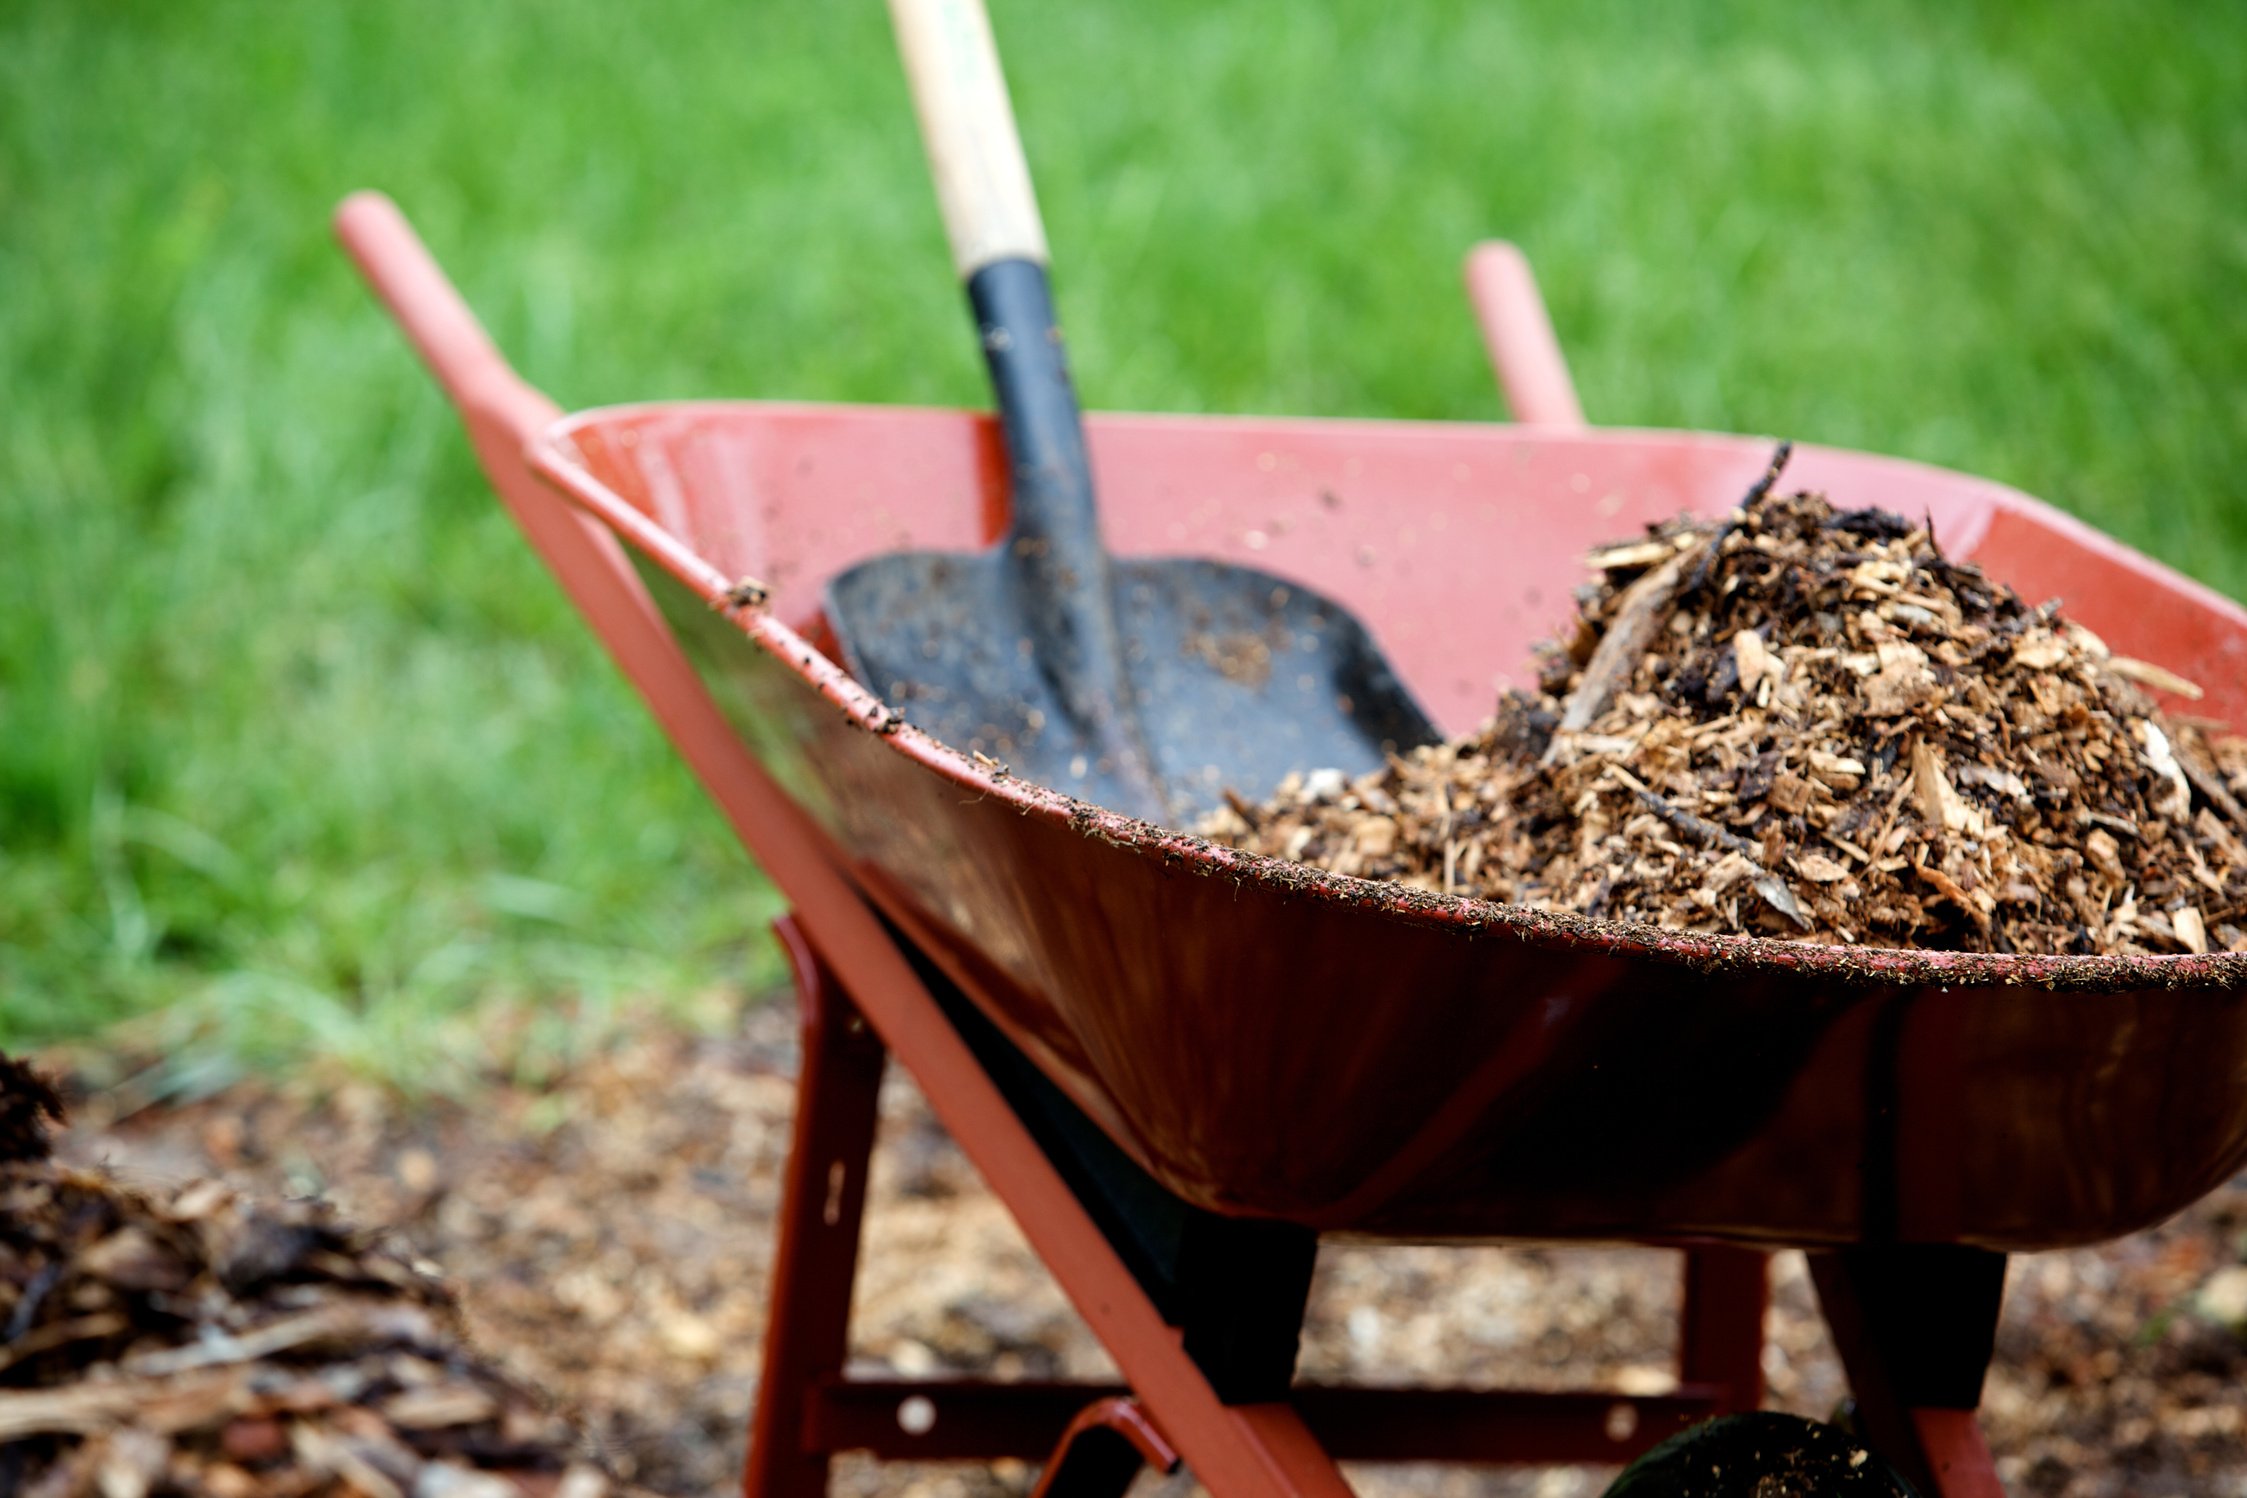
[531,401,2247,1252]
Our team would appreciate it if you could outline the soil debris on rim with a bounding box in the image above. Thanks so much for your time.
[0,1053,637,1498]
[1206,446,2247,956]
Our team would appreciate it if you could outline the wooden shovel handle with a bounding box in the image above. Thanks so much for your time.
[888,0,1049,276]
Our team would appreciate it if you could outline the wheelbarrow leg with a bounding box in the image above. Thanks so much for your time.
[786,919,1358,1498]
[1678,1246,1767,1414]
[1807,1246,2007,1497]
[1464,240,1776,1427]
[743,916,889,1498]
[1462,240,1587,428]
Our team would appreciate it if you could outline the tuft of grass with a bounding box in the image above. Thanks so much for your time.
[3,0,2243,1086]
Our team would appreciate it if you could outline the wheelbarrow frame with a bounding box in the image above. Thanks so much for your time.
[338,193,2011,1495]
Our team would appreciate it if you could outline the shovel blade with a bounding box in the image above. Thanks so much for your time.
[826,548,1437,824]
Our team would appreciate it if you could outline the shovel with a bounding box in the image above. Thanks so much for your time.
[828,0,1435,825]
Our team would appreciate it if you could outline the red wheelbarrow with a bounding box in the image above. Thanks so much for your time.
[338,194,2247,1498]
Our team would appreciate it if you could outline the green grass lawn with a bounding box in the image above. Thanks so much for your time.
[4,0,2243,1089]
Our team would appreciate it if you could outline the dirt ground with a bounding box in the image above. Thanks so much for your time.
[48,998,2247,1498]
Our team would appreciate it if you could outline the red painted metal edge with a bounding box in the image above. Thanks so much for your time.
[806,1380,1728,1467]
[527,416,2245,998]
[1026,1398,1180,1498]
[803,1380,1126,1462]
[1912,1409,2007,1498]
[1060,1398,1180,1474]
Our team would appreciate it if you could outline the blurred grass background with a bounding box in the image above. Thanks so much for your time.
[3,0,2242,1090]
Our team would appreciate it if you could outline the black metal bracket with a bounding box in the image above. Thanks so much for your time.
[890,924,1318,1404]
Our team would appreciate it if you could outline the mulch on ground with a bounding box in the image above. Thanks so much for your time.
[1210,455,2247,956]
[1,1057,639,1498]
[26,1008,2247,1498]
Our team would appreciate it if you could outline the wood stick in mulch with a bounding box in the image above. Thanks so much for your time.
[1552,543,1701,739]
[2177,737,2247,831]
[1552,442,1793,743]
[1678,439,1793,602]
[1609,767,1811,930]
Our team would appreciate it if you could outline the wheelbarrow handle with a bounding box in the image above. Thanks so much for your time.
[888,0,1048,276]
[333,191,553,448]
[1463,240,1586,428]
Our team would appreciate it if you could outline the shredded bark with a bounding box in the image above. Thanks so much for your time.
[38,1020,2247,1495]
[0,1153,635,1497]
[88,1018,1150,1496]
[0,1053,65,1166]
[1208,477,2247,954]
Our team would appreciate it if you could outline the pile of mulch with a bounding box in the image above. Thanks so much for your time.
[1207,448,2247,954]
[0,1054,634,1498]
[38,1017,2247,1498]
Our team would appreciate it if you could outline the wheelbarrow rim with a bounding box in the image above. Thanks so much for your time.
[533,407,2247,998]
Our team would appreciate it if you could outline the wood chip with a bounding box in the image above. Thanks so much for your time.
[1793,852,1852,883]
[1587,538,1681,572]
[382,1385,501,1430]
[2107,656,2205,700]
[2176,903,2211,955]
[1914,860,1993,932]
[2086,828,2126,880]
[1733,629,1770,694]
[2137,720,2193,822]
[1912,741,1979,835]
